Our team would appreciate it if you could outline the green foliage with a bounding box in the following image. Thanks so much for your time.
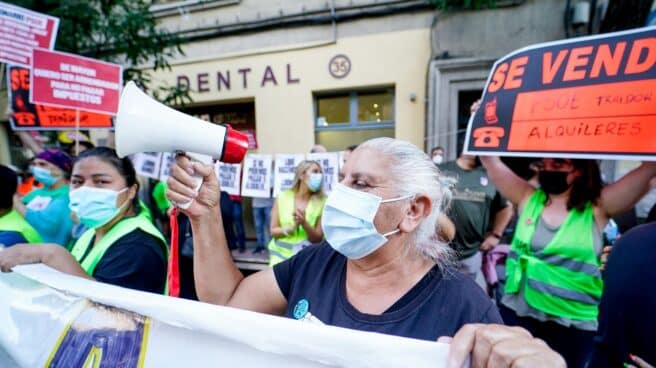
[13,0,191,106]
[428,0,496,10]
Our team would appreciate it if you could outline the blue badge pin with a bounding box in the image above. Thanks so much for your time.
[480,176,489,186]
[293,298,310,320]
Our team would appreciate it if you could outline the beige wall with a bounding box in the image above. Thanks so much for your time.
[152,28,430,154]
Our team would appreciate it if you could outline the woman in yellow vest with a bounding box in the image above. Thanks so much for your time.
[481,155,656,367]
[0,148,167,294]
[0,165,42,247]
[268,160,327,265]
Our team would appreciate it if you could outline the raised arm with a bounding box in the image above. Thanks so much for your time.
[480,156,534,209]
[167,156,287,315]
[601,162,656,217]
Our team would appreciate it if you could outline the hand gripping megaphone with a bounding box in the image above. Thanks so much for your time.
[115,81,249,208]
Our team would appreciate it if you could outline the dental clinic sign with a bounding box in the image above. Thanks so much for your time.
[30,49,122,115]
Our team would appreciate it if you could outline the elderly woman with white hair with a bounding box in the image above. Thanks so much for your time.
[166,137,565,367]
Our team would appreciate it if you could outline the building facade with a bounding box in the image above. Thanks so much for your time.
[149,0,436,154]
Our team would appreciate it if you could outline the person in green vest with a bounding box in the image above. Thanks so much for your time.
[0,147,167,294]
[0,165,42,247]
[268,160,327,266]
[14,149,74,246]
[481,155,656,368]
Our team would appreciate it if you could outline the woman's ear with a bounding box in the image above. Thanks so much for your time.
[399,195,431,233]
[128,184,138,201]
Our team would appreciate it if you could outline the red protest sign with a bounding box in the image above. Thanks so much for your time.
[464,27,656,161]
[0,2,59,67]
[30,48,122,115]
[9,65,113,130]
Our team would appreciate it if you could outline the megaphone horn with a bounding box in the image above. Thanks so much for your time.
[115,81,249,209]
[115,81,249,164]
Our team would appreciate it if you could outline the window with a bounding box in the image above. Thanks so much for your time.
[314,88,394,150]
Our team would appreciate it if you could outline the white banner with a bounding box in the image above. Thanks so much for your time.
[307,152,340,194]
[241,154,273,198]
[215,162,242,196]
[273,154,305,197]
[131,153,162,180]
[0,265,452,368]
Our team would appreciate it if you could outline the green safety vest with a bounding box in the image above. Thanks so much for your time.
[70,211,168,293]
[506,189,603,322]
[268,189,326,266]
[0,209,43,244]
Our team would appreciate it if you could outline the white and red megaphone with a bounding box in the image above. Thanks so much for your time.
[115,81,248,208]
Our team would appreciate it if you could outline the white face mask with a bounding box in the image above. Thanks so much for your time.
[432,155,443,165]
[321,184,412,259]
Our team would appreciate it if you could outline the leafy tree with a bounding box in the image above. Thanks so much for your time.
[13,0,191,106]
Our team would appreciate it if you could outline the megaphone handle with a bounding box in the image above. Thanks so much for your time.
[175,152,213,210]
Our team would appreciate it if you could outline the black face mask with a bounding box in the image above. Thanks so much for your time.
[538,170,571,195]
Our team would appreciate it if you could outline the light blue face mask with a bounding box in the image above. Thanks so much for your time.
[321,183,412,260]
[306,173,324,192]
[31,166,59,187]
[69,186,129,229]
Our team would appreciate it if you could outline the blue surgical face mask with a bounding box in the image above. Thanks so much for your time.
[31,166,59,187]
[69,186,129,229]
[306,173,323,192]
[321,183,412,259]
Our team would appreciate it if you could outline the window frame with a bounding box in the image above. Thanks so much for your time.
[314,88,395,131]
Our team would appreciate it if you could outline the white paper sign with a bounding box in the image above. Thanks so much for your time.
[158,152,176,181]
[215,162,242,196]
[307,152,340,194]
[132,152,162,179]
[273,154,305,197]
[0,265,454,368]
[241,154,273,198]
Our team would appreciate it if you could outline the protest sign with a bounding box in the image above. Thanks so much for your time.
[0,264,451,368]
[8,66,113,130]
[241,154,273,198]
[132,153,163,180]
[464,26,656,160]
[216,162,242,196]
[273,154,305,197]
[158,152,176,181]
[30,49,122,115]
[307,152,340,194]
[0,2,59,67]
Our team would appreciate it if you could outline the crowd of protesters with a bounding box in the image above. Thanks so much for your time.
[1,121,656,367]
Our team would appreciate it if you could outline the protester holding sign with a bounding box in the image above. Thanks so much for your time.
[0,148,168,294]
[14,149,74,246]
[267,160,327,265]
[480,153,656,367]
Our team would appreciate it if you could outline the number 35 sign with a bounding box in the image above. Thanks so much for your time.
[329,54,351,79]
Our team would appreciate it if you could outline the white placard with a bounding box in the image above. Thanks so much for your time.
[273,154,305,197]
[132,152,162,179]
[241,154,273,198]
[215,162,242,196]
[158,152,176,181]
[307,152,340,194]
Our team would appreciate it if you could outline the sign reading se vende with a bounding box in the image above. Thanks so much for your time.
[0,1,59,67]
[8,65,112,130]
[30,49,122,115]
[464,26,656,160]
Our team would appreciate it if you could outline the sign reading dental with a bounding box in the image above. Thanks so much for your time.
[0,2,59,67]
[177,63,301,93]
[464,26,656,160]
[30,49,122,115]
